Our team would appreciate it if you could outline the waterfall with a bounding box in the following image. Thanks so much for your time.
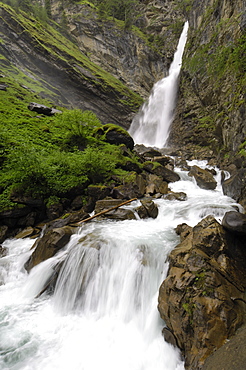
[129,21,189,148]
[0,19,241,370]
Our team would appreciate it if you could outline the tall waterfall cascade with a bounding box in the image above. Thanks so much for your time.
[129,21,189,148]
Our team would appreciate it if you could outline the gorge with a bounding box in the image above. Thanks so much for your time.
[0,0,246,369]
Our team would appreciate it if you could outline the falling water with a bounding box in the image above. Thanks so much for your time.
[129,21,189,148]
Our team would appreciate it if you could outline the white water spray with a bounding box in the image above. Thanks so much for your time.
[129,21,189,148]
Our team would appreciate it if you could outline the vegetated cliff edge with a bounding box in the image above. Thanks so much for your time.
[0,0,184,128]
[169,0,246,205]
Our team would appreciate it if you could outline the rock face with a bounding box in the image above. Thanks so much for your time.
[168,0,246,201]
[158,215,246,369]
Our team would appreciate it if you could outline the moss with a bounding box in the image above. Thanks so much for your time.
[0,3,143,111]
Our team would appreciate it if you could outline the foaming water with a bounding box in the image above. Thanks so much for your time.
[129,22,188,148]
[0,165,241,370]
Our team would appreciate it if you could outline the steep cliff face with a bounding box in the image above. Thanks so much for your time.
[0,1,184,127]
[51,0,184,99]
[169,0,245,165]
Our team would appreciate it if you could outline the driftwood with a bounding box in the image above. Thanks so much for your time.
[71,198,138,227]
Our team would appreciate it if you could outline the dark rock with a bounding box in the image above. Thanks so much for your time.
[222,211,246,235]
[119,160,142,174]
[222,168,246,202]
[162,327,178,348]
[188,165,217,190]
[104,126,134,150]
[153,156,174,168]
[143,162,180,183]
[46,202,63,220]
[112,174,146,199]
[28,102,62,116]
[0,225,9,244]
[0,245,7,258]
[136,199,158,219]
[25,226,74,272]
[94,198,125,214]
[102,208,136,221]
[71,195,84,210]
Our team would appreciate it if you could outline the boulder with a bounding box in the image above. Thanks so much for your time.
[143,162,180,183]
[222,168,246,202]
[136,199,158,219]
[145,174,169,196]
[188,165,217,190]
[99,124,134,150]
[112,174,146,199]
[28,102,62,116]
[24,226,74,272]
[222,211,246,235]
[158,215,246,369]
[163,191,187,201]
[102,208,136,221]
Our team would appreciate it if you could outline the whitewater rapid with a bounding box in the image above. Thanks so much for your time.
[0,161,241,370]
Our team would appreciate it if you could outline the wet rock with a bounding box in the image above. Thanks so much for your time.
[222,211,246,235]
[163,191,187,201]
[143,162,180,183]
[24,226,74,272]
[189,165,217,190]
[158,215,246,369]
[162,327,178,348]
[15,226,39,239]
[145,174,169,196]
[102,208,136,221]
[136,199,158,219]
[222,168,246,202]
[0,245,7,258]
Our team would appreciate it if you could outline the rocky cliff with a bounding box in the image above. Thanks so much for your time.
[169,0,245,181]
[0,0,184,127]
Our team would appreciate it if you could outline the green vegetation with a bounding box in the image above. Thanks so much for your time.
[0,76,141,212]
[0,2,143,111]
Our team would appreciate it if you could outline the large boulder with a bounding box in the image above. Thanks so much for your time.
[24,226,74,272]
[222,168,246,203]
[189,165,217,190]
[145,174,169,196]
[112,173,146,199]
[158,215,246,369]
[136,199,158,219]
[143,162,180,183]
[28,102,62,116]
[222,211,246,235]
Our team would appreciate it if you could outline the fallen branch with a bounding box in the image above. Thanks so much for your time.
[71,198,138,227]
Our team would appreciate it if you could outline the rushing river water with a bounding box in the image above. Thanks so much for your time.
[0,161,241,370]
